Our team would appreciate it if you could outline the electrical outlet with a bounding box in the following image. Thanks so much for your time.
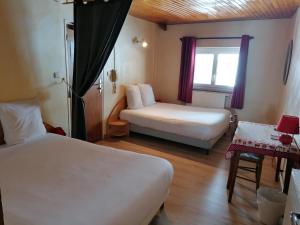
[53,72,64,84]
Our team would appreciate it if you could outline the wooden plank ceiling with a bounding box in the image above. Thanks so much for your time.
[129,0,300,25]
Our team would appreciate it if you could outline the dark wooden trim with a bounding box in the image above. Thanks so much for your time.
[147,15,294,26]
[158,23,167,31]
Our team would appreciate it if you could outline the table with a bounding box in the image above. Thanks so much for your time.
[107,120,129,137]
[226,121,300,202]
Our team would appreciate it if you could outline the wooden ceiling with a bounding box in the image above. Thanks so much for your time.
[129,0,300,25]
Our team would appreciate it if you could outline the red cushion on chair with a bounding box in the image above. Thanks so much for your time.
[49,127,66,136]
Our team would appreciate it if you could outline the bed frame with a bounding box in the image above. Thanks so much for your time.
[108,96,229,154]
[130,124,226,153]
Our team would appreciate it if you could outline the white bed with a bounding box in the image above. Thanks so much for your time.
[0,134,173,225]
[120,102,231,151]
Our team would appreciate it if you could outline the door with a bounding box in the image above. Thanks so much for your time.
[65,22,103,142]
[83,80,103,142]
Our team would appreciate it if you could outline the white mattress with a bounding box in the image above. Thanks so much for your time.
[0,134,173,225]
[120,103,231,141]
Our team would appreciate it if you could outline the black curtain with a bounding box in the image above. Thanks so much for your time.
[72,0,132,140]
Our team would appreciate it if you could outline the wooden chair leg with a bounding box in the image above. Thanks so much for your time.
[283,159,293,193]
[275,157,281,182]
[228,153,240,203]
[227,157,235,189]
[256,160,263,190]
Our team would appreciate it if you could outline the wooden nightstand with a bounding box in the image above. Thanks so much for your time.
[107,120,129,137]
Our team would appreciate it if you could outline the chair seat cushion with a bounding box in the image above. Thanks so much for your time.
[240,153,263,162]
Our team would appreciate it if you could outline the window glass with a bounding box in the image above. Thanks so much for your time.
[215,54,239,87]
[193,47,240,92]
[193,54,214,85]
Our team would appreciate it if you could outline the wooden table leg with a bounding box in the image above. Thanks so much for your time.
[228,152,240,203]
[275,157,281,182]
[283,159,293,194]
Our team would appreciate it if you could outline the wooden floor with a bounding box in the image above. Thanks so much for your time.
[96,133,280,225]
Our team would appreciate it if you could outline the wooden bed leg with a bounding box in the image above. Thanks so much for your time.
[205,150,209,155]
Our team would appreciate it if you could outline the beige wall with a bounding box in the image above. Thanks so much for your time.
[1,0,294,135]
[154,19,292,124]
[0,0,72,133]
[279,9,300,119]
[103,16,158,130]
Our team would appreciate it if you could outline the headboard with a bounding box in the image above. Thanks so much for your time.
[107,96,127,124]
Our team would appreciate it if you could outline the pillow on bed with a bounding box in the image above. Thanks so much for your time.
[0,99,46,145]
[126,85,144,109]
[138,84,156,106]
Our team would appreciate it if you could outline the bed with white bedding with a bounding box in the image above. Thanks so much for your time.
[0,134,173,225]
[120,102,231,152]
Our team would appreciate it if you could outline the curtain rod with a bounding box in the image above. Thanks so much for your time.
[57,0,109,4]
[61,0,92,4]
[195,36,254,40]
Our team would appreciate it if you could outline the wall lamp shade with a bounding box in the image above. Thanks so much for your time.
[132,36,148,48]
[276,115,299,134]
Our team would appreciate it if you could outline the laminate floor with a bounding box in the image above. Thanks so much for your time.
[96,133,280,225]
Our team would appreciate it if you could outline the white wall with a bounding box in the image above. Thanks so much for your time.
[154,19,293,124]
[102,16,158,130]
[0,0,72,133]
[279,9,300,119]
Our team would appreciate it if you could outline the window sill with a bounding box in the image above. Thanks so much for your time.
[193,85,233,94]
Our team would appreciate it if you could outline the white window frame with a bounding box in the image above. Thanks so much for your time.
[193,47,240,93]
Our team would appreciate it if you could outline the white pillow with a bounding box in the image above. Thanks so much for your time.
[0,99,46,145]
[126,85,144,109]
[138,84,156,106]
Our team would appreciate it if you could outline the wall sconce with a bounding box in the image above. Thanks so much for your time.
[132,36,148,48]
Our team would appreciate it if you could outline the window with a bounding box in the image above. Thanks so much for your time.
[193,47,240,93]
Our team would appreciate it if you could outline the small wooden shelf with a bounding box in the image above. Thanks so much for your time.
[107,120,129,137]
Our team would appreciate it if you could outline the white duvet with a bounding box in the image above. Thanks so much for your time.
[120,103,231,141]
[0,134,173,225]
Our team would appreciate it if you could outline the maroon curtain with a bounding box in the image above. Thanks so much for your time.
[178,37,197,103]
[231,35,250,109]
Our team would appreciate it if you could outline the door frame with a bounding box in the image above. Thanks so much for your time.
[64,19,74,136]
[63,20,104,139]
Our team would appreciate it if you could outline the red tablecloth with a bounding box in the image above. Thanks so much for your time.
[226,121,300,161]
